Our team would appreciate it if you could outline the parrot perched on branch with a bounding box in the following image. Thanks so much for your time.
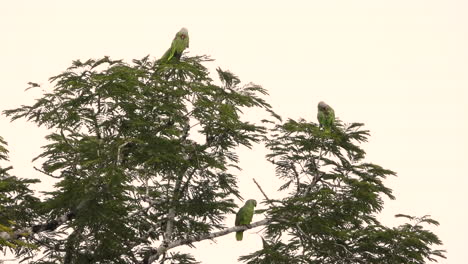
[317,101,335,132]
[160,27,189,62]
[235,199,257,241]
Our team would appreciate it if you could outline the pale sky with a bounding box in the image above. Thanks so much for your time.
[1,1,467,263]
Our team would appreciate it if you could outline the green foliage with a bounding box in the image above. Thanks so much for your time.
[0,136,40,251]
[2,54,445,263]
[4,55,274,263]
[164,252,200,264]
[239,119,445,263]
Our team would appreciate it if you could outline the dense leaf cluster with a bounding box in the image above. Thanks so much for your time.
[2,55,444,263]
[240,120,445,263]
[0,137,40,250]
[4,55,273,263]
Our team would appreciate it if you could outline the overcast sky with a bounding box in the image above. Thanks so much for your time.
[1,1,467,263]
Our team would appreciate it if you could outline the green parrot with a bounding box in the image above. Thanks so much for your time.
[317,101,335,132]
[235,199,257,241]
[160,27,189,62]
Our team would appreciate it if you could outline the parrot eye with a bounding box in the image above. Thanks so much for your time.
[180,35,186,39]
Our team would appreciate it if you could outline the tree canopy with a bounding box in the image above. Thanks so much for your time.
[1,54,445,263]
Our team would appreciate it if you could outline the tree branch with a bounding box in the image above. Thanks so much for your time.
[33,166,61,179]
[144,218,271,264]
[160,141,205,251]
[305,145,324,194]
[0,212,72,241]
[0,199,88,241]
[253,178,271,202]
[117,141,132,166]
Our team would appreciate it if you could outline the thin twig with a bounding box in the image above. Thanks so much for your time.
[253,178,271,202]
[290,162,301,193]
[33,166,61,179]
[305,142,325,195]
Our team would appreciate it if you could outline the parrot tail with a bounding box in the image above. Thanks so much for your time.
[236,231,243,241]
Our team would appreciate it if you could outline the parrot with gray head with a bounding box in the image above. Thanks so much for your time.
[160,27,189,62]
[317,101,335,132]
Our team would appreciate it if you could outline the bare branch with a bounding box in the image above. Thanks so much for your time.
[33,166,61,179]
[0,199,88,241]
[162,207,175,247]
[253,178,271,202]
[290,162,301,193]
[145,218,271,264]
[305,146,325,195]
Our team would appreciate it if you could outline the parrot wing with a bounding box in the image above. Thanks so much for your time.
[317,110,326,127]
[160,47,174,62]
[235,206,248,226]
[235,206,248,241]
[328,109,335,127]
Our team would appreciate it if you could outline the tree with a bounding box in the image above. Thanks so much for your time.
[1,53,445,263]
